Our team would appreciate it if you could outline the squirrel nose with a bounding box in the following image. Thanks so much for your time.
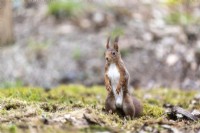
[106,57,109,61]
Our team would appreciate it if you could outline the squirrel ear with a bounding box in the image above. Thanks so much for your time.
[113,36,119,52]
[106,36,110,49]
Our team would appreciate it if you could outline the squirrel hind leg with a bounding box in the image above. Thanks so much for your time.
[132,96,143,117]
[122,95,135,118]
[105,92,116,114]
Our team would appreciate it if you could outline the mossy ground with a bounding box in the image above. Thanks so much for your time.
[0,85,199,133]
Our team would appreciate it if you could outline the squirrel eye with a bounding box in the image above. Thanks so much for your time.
[112,52,115,55]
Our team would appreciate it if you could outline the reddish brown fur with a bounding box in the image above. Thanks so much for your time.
[105,91,116,113]
[115,59,129,94]
[104,69,111,92]
[104,36,143,118]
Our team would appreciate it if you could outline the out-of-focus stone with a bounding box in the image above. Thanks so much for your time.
[166,54,179,66]
[56,24,75,35]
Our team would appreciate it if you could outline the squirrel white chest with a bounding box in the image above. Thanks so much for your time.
[107,64,120,84]
[107,64,123,108]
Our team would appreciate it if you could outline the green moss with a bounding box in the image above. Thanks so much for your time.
[48,85,106,105]
[135,88,196,108]
[40,103,58,112]
[143,103,164,117]
[0,85,199,132]
[2,99,27,110]
[0,87,46,102]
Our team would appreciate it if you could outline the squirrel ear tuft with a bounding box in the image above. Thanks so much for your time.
[106,36,110,49]
[114,36,119,51]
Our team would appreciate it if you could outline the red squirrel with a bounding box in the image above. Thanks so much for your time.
[104,36,143,118]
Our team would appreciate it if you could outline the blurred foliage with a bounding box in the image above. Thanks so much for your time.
[0,80,23,89]
[120,48,132,58]
[8,124,17,133]
[72,48,82,61]
[164,0,182,5]
[165,12,198,25]
[109,27,124,39]
[48,0,84,19]
[28,38,51,51]
[164,0,200,25]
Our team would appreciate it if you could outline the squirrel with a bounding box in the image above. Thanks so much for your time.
[104,36,143,118]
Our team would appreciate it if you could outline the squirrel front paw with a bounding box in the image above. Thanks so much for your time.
[106,85,112,92]
[116,86,121,94]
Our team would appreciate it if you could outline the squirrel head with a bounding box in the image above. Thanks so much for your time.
[105,36,121,63]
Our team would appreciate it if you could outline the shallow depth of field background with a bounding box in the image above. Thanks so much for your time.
[1,0,200,89]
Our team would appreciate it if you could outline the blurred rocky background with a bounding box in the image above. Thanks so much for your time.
[0,0,200,89]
